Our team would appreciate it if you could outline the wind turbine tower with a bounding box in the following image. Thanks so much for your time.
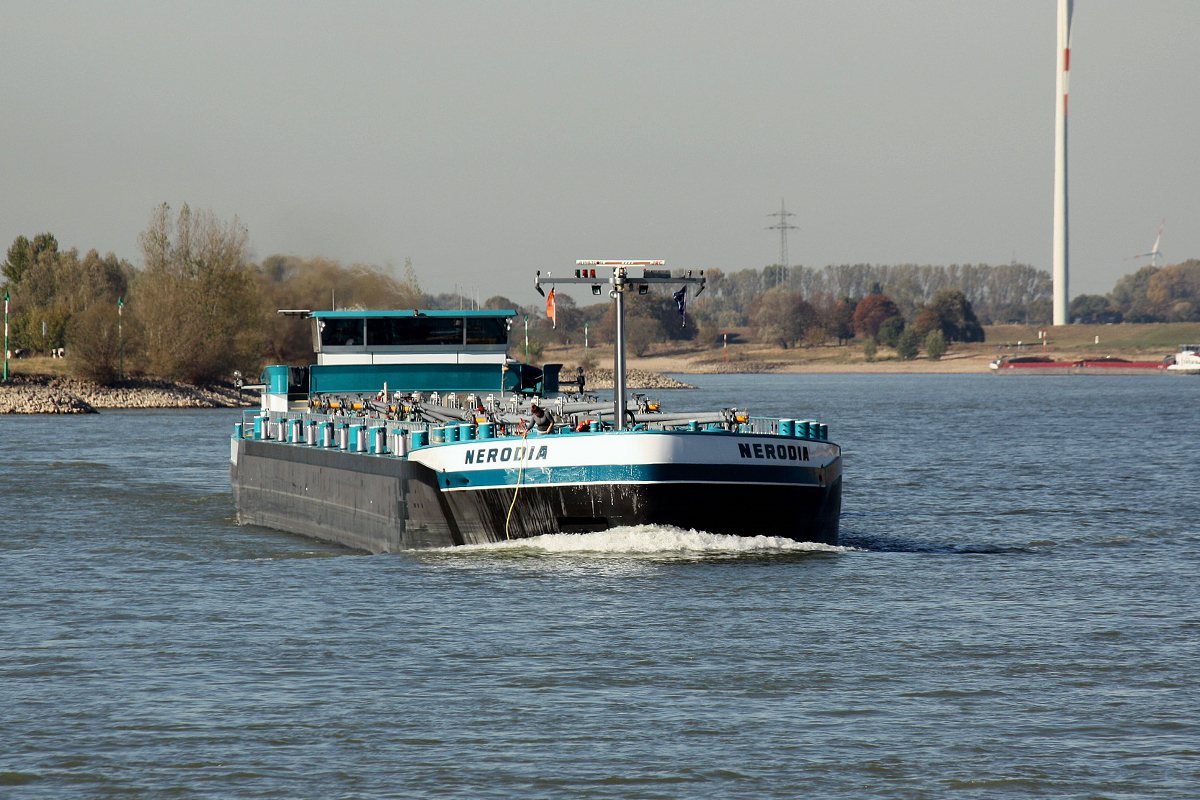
[1053,0,1074,325]
[766,198,800,288]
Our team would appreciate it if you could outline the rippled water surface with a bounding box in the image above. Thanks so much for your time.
[2,375,1198,799]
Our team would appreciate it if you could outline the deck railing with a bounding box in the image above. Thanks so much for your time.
[235,409,828,452]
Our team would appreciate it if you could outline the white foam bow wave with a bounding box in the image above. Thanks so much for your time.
[444,525,854,555]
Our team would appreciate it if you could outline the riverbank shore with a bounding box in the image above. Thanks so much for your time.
[569,321,1200,375]
[0,375,251,414]
[626,352,993,374]
[7,317,1195,412]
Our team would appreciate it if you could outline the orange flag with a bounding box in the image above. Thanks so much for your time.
[546,288,556,328]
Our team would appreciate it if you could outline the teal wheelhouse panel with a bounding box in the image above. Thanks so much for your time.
[262,365,290,393]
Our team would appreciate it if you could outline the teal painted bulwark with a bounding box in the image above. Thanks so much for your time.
[309,363,519,394]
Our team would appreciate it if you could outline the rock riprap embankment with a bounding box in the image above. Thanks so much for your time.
[573,368,694,391]
[1,368,689,413]
[0,376,252,414]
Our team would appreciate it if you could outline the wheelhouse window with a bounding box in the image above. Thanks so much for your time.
[466,317,509,345]
[367,316,464,346]
[320,318,365,347]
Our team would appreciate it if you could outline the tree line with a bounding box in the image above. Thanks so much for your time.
[697,262,1052,327]
[1070,261,1200,323]
[508,267,993,361]
[3,204,421,384]
[513,257,1198,360]
[5,203,1197,381]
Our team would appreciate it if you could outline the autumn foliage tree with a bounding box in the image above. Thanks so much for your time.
[852,294,901,339]
[750,286,819,349]
[1145,261,1200,321]
[134,203,262,382]
[255,255,424,365]
[821,296,856,344]
[926,289,985,342]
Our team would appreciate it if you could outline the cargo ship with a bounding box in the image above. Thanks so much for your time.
[1165,344,1200,374]
[229,261,842,552]
[990,355,1175,375]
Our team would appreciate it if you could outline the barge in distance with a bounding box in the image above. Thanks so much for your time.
[990,347,1200,375]
[230,260,842,551]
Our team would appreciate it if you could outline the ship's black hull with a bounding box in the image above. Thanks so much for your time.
[231,438,841,552]
[442,480,841,545]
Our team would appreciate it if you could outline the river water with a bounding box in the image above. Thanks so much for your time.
[1,374,1197,799]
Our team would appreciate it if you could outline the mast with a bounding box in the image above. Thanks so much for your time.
[535,261,705,431]
[1053,0,1074,326]
[612,266,629,426]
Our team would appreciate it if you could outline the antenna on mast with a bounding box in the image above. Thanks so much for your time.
[535,261,705,430]
[766,198,800,288]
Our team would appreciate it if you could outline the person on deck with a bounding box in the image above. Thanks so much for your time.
[530,402,555,434]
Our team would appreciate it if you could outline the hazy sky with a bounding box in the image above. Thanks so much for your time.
[3,1,1196,305]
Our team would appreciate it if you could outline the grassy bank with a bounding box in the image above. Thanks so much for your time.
[985,322,1200,352]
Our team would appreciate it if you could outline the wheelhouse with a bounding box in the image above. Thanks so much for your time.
[258,309,557,412]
